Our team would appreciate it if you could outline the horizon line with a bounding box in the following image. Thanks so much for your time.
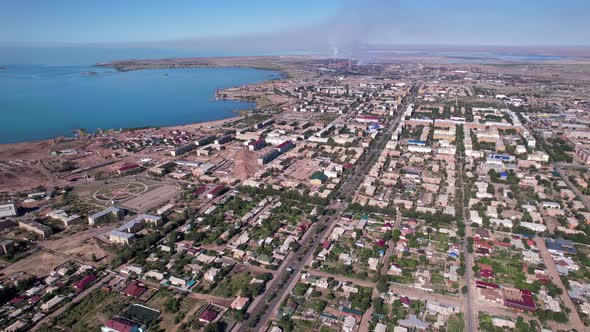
[1,42,590,49]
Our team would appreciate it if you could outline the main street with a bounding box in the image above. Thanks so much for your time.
[339,84,419,202]
[456,131,477,332]
[237,84,419,331]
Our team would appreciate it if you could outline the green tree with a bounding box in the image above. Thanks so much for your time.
[278,316,294,332]
[376,277,388,293]
[204,321,227,332]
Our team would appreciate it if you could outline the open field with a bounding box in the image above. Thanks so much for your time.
[147,289,204,331]
[284,158,321,181]
[73,178,178,212]
[38,226,115,264]
[0,224,116,277]
[0,250,68,277]
[51,290,131,331]
[119,184,179,212]
[233,149,259,180]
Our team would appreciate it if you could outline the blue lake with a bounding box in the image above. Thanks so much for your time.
[0,64,281,143]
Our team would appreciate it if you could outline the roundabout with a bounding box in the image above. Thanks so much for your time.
[92,181,149,203]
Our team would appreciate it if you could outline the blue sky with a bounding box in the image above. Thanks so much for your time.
[1,0,589,47]
[0,1,341,44]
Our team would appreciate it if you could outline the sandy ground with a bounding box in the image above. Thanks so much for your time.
[177,115,241,130]
[0,251,68,277]
[0,140,54,160]
[0,225,115,277]
[39,226,114,264]
[0,139,109,191]
[0,163,50,192]
[233,149,259,180]
[284,158,321,181]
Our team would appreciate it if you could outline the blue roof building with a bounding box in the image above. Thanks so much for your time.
[546,238,577,255]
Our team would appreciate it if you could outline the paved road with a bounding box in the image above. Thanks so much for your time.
[461,221,477,332]
[339,85,419,202]
[236,208,342,331]
[234,201,347,332]
[262,201,346,324]
[456,134,477,332]
[237,85,419,331]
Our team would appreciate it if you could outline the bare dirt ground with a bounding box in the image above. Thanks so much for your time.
[0,140,54,160]
[233,149,259,180]
[0,251,68,277]
[0,141,56,191]
[284,158,320,181]
[39,226,115,264]
[0,163,50,192]
[178,116,240,130]
[0,139,111,191]
[0,225,115,277]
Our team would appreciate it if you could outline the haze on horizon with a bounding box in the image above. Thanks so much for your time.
[1,0,590,56]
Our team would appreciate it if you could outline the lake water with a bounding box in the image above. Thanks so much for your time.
[0,64,282,143]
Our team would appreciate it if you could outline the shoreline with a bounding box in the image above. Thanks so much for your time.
[95,55,304,72]
[95,55,305,80]
[0,111,252,148]
[0,58,289,147]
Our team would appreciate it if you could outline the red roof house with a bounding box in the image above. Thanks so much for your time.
[400,296,412,307]
[103,317,139,332]
[477,263,495,279]
[504,288,537,311]
[476,280,500,289]
[74,274,96,292]
[8,295,26,306]
[193,186,208,197]
[198,309,218,324]
[123,281,146,298]
[298,221,311,232]
[118,163,141,175]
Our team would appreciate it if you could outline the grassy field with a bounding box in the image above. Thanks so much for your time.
[447,313,465,332]
[211,270,254,298]
[52,290,131,330]
[146,290,201,331]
